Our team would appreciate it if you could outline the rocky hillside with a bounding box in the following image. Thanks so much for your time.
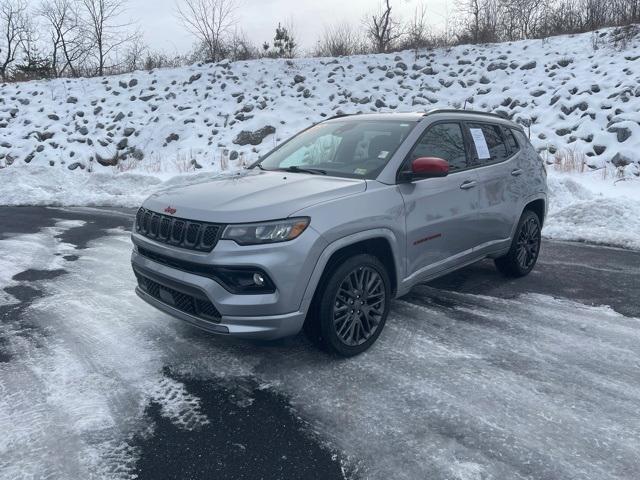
[1,26,639,177]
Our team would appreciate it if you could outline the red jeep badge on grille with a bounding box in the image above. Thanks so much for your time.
[164,206,177,215]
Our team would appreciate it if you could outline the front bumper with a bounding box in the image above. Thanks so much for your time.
[130,227,326,340]
[135,284,306,339]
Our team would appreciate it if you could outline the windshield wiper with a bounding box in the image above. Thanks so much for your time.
[278,166,327,175]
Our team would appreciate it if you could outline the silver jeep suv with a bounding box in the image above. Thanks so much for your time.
[131,110,547,356]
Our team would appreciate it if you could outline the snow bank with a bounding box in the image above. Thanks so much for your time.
[1,26,639,248]
[546,172,640,249]
[2,27,639,174]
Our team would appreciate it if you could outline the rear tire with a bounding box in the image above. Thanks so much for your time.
[305,254,391,357]
[494,210,542,277]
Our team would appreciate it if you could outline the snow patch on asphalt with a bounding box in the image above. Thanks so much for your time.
[0,219,83,305]
[2,226,640,479]
[0,228,215,479]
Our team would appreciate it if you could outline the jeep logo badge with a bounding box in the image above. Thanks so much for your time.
[164,206,177,215]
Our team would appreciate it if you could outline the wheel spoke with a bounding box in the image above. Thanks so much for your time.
[515,216,541,269]
[337,316,352,338]
[355,269,364,291]
[332,265,386,346]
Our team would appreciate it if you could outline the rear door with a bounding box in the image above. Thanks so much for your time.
[398,121,481,282]
[464,122,524,251]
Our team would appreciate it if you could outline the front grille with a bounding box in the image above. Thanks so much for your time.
[135,207,223,252]
[135,271,221,322]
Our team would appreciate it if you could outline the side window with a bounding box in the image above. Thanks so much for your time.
[408,123,468,172]
[511,129,530,150]
[467,123,509,165]
[501,126,519,156]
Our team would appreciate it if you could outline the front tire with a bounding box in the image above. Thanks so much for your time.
[307,254,391,357]
[494,210,542,277]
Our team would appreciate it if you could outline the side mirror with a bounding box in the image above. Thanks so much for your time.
[401,157,449,182]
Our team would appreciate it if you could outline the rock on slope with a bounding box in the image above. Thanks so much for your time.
[0,26,639,176]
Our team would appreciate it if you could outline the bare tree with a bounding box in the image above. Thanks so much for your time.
[226,28,259,61]
[465,0,482,43]
[39,0,89,77]
[81,0,138,76]
[0,0,27,81]
[401,2,430,51]
[314,22,365,57]
[176,0,237,62]
[143,49,189,70]
[454,0,500,44]
[509,0,546,39]
[123,34,147,71]
[364,0,404,53]
[581,0,611,31]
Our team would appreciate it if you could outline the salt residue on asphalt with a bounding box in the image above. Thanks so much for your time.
[2,222,639,479]
[0,220,84,305]
[0,226,218,480]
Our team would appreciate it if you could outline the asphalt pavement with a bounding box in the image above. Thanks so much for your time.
[1,206,639,480]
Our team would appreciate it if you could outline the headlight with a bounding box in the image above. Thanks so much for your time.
[222,217,310,245]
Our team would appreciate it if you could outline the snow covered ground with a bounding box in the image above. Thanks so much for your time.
[1,214,639,480]
[546,172,640,249]
[1,26,639,248]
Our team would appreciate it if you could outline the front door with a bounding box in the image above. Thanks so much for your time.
[398,122,481,282]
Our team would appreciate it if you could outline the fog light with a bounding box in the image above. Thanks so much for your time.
[253,272,265,286]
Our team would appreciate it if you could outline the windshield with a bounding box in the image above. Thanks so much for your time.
[255,120,417,179]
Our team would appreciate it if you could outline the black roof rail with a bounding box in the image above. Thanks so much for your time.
[423,108,511,121]
[325,112,353,121]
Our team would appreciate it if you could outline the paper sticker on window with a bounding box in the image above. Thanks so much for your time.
[469,128,490,159]
[354,168,367,175]
[378,150,389,159]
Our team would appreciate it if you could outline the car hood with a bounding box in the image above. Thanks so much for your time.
[143,170,367,223]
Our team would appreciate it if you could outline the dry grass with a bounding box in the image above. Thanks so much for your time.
[114,157,140,173]
[173,152,197,173]
[144,157,162,173]
[553,147,587,173]
[107,149,251,174]
[219,149,229,171]
[219,149,254,170]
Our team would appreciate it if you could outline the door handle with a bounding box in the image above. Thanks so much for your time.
[459,180,477,190]
[511,169,523,177]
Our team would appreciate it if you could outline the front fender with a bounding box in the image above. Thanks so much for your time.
[298,228,403,314]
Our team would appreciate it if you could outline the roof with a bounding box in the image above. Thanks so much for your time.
[323,112,425,122]
[323,109,523,129]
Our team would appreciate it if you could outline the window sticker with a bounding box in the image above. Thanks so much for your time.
[378,150,389,159]
[469,128,491,159]
[354,168,368,175]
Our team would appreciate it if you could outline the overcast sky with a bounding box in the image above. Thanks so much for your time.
[120,0,453,54]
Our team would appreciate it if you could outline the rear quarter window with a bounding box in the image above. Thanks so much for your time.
[511,129,531,149]
[501,126,519,156]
